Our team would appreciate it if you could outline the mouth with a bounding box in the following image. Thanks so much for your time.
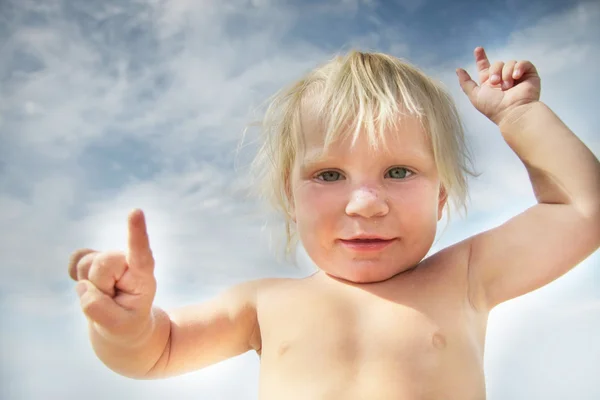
[339,236,396,251]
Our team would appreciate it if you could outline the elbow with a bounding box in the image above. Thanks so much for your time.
[574,198,600,247]
[591,205,600,247]
[578,197,600,223]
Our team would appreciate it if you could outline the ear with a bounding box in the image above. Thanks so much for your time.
[437,185,448,221]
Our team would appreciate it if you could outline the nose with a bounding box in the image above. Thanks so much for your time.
[345,186,389,218]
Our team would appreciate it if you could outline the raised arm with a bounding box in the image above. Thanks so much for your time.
[70,210,269,379]
[456,48,600,310]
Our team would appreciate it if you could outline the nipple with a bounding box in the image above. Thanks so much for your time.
[432,332,447,350]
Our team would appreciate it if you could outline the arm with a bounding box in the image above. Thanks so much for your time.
[71,211,271,379]
[143,279,268,379]
[91,279,267,379]
[468,102,600,310]
[457,48,600,311]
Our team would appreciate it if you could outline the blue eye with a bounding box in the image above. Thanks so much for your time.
[385,167,412,179]
[316,171,344,182]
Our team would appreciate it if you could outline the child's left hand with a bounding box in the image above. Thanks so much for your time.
[456,47,541,127]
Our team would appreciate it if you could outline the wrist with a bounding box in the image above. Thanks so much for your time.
[497,101,546,139]
[91,311,156,348]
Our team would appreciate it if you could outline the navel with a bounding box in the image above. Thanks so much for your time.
[432,332,447,350]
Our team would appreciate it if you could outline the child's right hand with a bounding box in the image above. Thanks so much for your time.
[69,209,157,344]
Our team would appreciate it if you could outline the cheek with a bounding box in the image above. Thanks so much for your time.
[390,182,440,220]
[294,185,345,235]
[295,184,345,214]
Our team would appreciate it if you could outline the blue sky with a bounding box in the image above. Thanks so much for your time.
[1,0,599,399]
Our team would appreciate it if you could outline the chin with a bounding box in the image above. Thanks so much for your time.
[322,259,414,284]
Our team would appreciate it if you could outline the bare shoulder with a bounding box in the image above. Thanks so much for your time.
[216,276,292,317]
[233,276,300,353]
[250,276,306,307]
[418,239,472,279]
[412,239,477,305]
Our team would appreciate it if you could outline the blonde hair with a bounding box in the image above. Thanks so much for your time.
[249,50,477,256]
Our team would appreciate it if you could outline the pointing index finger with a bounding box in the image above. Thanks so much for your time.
[127,209,154,271]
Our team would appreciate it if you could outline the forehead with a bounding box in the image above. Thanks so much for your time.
[297,100,431,162]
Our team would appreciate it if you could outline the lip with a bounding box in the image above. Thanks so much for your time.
[338,237,396,252]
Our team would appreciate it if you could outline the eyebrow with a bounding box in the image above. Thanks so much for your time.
[301,150,327,165]
[301,147,430,166]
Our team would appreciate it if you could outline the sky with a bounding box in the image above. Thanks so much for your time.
[1,0,599,399]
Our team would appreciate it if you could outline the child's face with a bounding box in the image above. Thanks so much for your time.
[290,114,446,283]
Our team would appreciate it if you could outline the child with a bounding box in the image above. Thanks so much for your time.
[69,47,600,399]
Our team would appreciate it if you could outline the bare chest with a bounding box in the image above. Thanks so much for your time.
[261,288,476,363]
[256,273,487,399]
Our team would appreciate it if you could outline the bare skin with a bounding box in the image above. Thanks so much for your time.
[255,245,487,400]
[72,233,487,400]
[69,47,600,399]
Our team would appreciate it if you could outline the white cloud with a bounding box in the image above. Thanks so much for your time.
[485,291,600,400]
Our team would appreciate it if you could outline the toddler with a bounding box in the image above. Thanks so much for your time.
[69,47,600,399]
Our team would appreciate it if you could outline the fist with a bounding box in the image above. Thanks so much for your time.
[69,209,157,342]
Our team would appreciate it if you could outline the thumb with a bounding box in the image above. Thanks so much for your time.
[76,280,130,331]
[456,68,479,103]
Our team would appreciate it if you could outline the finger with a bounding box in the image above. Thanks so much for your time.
[456,68,479,103]
[513,60,537,80]
[69,248,97,281]
[127,209,154,272]
[489,61,504,86]
[76,251,99,281]
[502,60,517,90]
[76,280,130,330]
[474,47,491,84]
[88,251,128,297]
